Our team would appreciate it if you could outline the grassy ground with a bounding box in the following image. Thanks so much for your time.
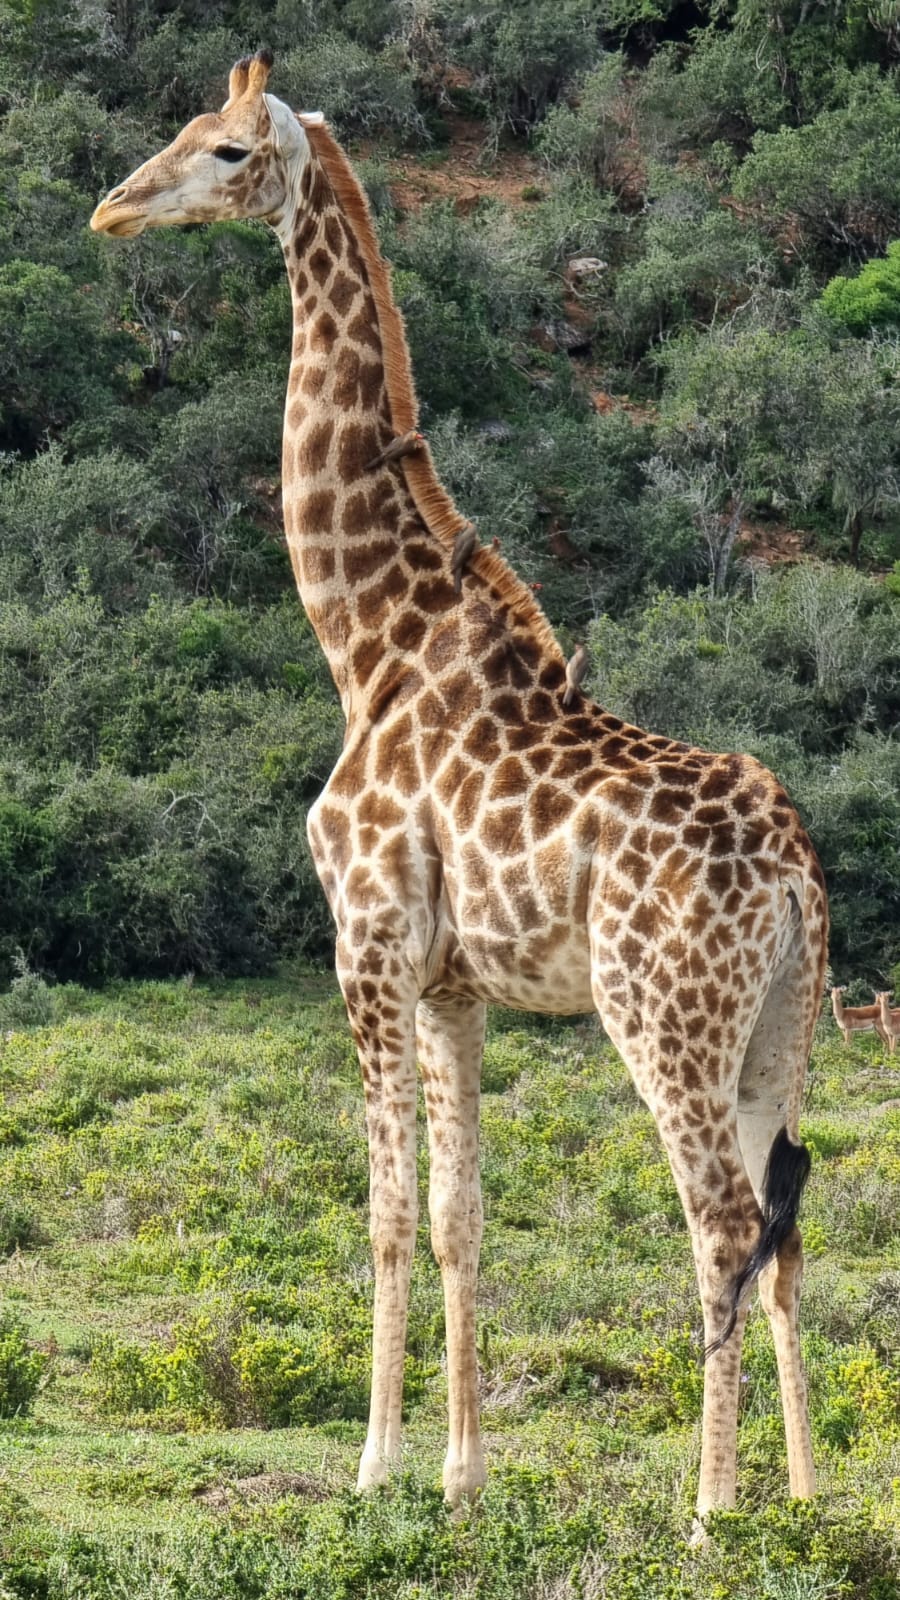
[0,977,898,1599]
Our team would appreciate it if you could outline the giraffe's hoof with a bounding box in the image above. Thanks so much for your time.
[356,1450,391,1491]
[688,1516,709,1549]
[443,1454,487,1513]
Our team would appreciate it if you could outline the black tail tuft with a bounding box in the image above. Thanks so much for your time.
[703,1128,811,1362]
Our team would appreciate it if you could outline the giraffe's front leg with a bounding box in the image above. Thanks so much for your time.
[338,939,420,1491]
[417,994,487,1507]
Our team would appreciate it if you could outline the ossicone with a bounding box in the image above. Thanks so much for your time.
[224,46,274,108]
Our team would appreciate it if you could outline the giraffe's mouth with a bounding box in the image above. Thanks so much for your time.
[90,193,149,237]
[102,216,147,237]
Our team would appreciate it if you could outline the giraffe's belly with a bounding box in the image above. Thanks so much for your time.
[468,952,595,1016]
[433,912,596,1016]
[432,818,598,1014]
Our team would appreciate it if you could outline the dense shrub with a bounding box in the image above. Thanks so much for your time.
[610,183,774,353]
[0,1309,45,1418]
[821,239,900,333]
[0,260,134,451]
[0,594,341,980]
[735,72,900,260]
[0,446,167,609]
[0,954,59,1030]
[640,31,790,149]
[538,53,640,195]
[0,0,897,984]
[0,1198,43,1255]
[275,36,425,140]
[91,1300,427,1427]
[440,0,604,136]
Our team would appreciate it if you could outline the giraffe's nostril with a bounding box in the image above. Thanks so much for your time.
[107,185,128,205]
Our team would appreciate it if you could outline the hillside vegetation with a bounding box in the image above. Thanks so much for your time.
[0,979,898,1597]
[0,0,899,984]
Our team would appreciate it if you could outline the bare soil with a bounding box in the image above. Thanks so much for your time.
[736,517,810,565]
[383,113,542,216]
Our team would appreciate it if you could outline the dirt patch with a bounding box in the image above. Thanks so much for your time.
[736,518,810,565]
[589,388,658,425]
[195,1471,329,1510]
[383,112,542,216]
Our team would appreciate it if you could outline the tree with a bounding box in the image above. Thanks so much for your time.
[819,337,900,562]
[0,261,134,451]
[652,313,821,591]
[0,445,167,608]
[735,73,900,261]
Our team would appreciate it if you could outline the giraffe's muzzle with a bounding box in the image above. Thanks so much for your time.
[90,187,149,238]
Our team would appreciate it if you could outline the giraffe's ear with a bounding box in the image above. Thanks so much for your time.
[223,55,252,110]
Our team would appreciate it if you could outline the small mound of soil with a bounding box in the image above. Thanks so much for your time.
[195,1471,329,1510]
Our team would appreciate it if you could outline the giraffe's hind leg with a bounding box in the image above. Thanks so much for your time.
[737,940,818,1500]
[649,1085,763,1519]
[595,992,763,1518]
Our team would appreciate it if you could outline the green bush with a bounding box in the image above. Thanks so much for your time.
[386,197,553,350]
[821,239,900,333]
[0,445,167,610]
[129,21,243,122]
[439,0,604,135]
[735,72,900,259]
[276,35,425,140]
[0,1309,46,1418]
[640,30,790,149]
[91,1304,424,1427]
[538,53,637,194]
[636,1322,704,1425]
[147,376,285,600]
[0,1198,42,1255]
[395,268,525,416]
[0,260,134,451]
[610,184,773,353]
[0,954,58,1029]
[0,591,341,980]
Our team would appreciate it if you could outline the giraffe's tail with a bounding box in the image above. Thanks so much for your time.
[703,1127,812,1361]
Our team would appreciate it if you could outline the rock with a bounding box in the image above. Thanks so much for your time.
[475,419,514,444]
[539,319,592,355]
[567,256,607,280]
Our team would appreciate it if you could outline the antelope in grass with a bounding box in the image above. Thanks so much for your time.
[877,991,900,1054]
[830,986,891,1047]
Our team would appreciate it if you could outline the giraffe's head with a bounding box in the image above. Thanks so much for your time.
[91,49,315,240]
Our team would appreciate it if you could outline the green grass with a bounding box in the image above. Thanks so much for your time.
[1,979,899,1598]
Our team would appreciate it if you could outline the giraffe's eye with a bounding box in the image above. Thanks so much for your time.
[214,145,249,163]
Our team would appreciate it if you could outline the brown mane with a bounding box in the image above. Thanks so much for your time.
[300,117,564,665]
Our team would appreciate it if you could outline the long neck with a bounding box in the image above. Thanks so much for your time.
[278,195,406,709]
[274,124,564,722]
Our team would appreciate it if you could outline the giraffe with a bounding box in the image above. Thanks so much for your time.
[91,50,829,1532]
